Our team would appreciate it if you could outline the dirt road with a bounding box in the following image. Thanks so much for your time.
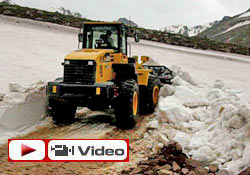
[0,111,154,175]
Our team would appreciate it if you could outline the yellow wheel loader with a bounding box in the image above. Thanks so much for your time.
[47,22,168,129]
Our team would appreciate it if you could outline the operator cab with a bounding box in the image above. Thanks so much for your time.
[79,23,128,55]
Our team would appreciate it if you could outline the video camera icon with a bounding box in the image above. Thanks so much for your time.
[51,145,75,156]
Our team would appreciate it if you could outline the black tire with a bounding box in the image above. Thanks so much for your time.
[140,76,160,114]
[114,79,139,129]
[49,99,76,125]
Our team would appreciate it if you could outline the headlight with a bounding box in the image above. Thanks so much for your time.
[88,61,94,65]
[64,60,70,65]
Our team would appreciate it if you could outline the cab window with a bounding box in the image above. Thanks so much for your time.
[84,25,119,52]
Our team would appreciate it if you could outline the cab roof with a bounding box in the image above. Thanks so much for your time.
[84,22,122,25]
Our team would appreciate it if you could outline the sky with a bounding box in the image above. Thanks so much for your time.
[14,0,250,30]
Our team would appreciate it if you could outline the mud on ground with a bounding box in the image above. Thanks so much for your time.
[0,110,155,175]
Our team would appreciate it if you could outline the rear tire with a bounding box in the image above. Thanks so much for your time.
[49,100,76,125]
[114,79,139,129]
[140,76,160,114]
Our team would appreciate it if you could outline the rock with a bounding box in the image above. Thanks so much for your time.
[153,143,164,153]
[37,10,43,14]
[208,164,218,173]
[196,166,209,175]
[217,170,230,175]
[158,169,174,175]
[161,164,172,170]
[52,16,59,21]
[3,10,11,15]
[172,161,181,171]
[0,93,5,101]
[167,140,182,152]
[157,133,169,145]
[146,120,159,130]
[26,10,31,15]
[181,168,189,174]
[185,159,202,168]
[188,171,197,175]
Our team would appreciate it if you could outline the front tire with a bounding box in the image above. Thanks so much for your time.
[114,79,139,129]
[140,76,160,114]
[49,100,76,125]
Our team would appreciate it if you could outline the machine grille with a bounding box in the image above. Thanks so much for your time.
[63,60,96,85]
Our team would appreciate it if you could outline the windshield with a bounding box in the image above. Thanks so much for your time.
[83,25,118,51]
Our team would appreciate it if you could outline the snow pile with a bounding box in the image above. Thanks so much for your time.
[145,66,250,174]
[0,81,47,143]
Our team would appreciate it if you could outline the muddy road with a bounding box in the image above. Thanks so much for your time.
[0,110,154,175]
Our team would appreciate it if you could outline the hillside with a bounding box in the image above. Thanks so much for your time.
[117,17,138,27]
[200,8,250,47]
[0,2,249,56]
[163,21,218,37]
[48,7,82,18]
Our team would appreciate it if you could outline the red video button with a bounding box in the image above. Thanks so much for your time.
[9,140,45,161]
[21,144,36,156]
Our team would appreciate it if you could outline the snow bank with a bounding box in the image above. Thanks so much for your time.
[146,66,250,174]
[0,81,47,143]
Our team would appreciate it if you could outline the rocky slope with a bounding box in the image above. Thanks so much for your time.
[117,17,138,27]
[163,21,217,37]
[0,0,15,5]
[200,8,250,47]
[48,7,82,18]
[0,2,249,56]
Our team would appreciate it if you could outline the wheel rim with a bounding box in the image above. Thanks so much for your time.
[133,91,138,116]
[153,86,159,105]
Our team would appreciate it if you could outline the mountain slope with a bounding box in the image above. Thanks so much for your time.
[0,0,15,5]
[163,21,217,37]
[200,8,250,47]
[117,18,138,27]
[48,7,82,18]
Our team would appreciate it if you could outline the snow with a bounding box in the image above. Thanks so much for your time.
[149,67,250,174]
[0,81,47,144]
[48,7,82,17]
[162,21,216,36]
[238,11,250,18]
[221,20,250,34]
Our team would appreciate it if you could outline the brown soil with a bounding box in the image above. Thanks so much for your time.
[0,111,154,175]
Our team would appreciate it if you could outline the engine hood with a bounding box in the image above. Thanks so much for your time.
[65,49,114,61]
